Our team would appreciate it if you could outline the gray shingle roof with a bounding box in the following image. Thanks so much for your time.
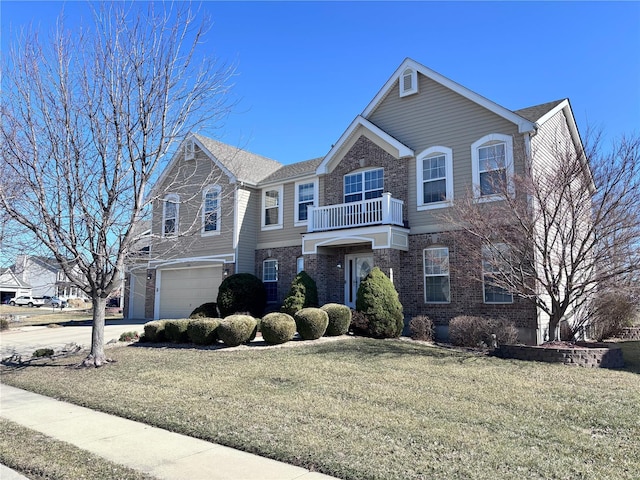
[260,157,324,184]
[514,99,566,123]
[194,134,283,185]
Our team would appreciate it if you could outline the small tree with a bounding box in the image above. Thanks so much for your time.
[281,271,318,316]
[356,267,404,338]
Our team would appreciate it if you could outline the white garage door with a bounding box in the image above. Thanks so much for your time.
[158,266,222,319]
[128,270,147,319]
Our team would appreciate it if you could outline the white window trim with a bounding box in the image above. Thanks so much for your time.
[294,179,318,227]
[162,193,179,238]
[261,185,283,230]
[296,256,304,274]
[263,259,279,303]
[344,167,384,203]
[416,146,454,211]
[184,139,195,161]
[471,133,514,202]
[400,67,418,97]
[201,185,221,236]
[423,247,451,304]
[482,243,514,304]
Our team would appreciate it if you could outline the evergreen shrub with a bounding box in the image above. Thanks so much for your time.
[189,302,218,319]
[281,271,318,316]
[217,274,266,317]
[355,267,404,338]
[321,303,352,336]
[218,315,257,347]
[187,318,221,345]
[294,307,329,340]
[164,319,191,343]
[143,320,167,342]
[260,312,297,345]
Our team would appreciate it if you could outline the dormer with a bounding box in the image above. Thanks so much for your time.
[399,67,418,97]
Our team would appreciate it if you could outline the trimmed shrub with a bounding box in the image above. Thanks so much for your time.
[217,273,266,318]
[217,315,257,347]
[0,316,9,331]
[189,302,218,319]
[164,319,191,343]
[355,267,404,339]
[118,331,139,342]
[282,271,319,316]
[143,320,167,342]
[294,307,329,340]
[187,318,221,345]
[32,348,54,358]
[349,309,370,336]
[449,316,518,348]
[321,303,352,336]
[409,315,434,342]
[260,312,296,345]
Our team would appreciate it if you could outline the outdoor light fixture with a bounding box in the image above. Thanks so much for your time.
[224,269,229,277]
[336,263,342,269]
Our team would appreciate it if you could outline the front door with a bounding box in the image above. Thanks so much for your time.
[345,254,373,308]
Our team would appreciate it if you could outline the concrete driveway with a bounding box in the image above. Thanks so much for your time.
[0,319,148,359]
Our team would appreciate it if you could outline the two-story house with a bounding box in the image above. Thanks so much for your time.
[126,58,586,345]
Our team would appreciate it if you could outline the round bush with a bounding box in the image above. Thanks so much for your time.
[355,267,404,338]
[143,320,167,342]
[282,271,318,316]
[294,307,329,340]
[260,312,296,345]
[217,315,258,347]
[321,303,352,336]
[217,273,266,318]
[187,318,221,345]
[189,302,218,319]
[164,319,191,343]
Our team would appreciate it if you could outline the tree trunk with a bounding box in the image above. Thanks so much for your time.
[81,296,113,367]
[548,315,561,342]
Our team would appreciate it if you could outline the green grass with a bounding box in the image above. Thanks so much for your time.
[0,418,156,480]
[2,338,639,480]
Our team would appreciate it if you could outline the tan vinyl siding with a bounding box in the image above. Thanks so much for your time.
[256,182,305,248]
[369,74,523,232]
[235,187,258,273]
[151,149,235,259]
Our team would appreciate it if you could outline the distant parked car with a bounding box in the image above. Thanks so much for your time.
[9,296,45,307]
[43,296,68,308]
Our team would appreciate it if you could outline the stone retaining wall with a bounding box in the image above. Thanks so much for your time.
[494,343,625,369]
[619,327,640,340]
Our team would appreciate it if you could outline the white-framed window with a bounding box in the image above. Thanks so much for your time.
[202,185,221,235]
[162,194,179,237]
[471,134,514,200]
[416,146,453,210]
[423,247,451,303]
[184,139,195,160]
[294,180,318,226]
[262,185,283,230]
[344,168,384,203]
[482,244,513,304]
[296,256,304,274]
[400,67,418,97]
[263,259,278,303]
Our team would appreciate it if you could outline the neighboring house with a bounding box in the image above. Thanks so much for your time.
[125,58,587,345]
[12,255,88,299]
[0,268,31,303]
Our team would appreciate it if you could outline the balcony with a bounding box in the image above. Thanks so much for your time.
[307,193,404,233]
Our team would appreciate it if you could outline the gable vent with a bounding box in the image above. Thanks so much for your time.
[185,140,195,161]
[400,68,418,97]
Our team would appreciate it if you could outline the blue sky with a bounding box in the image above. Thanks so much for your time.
[2,1,639,165]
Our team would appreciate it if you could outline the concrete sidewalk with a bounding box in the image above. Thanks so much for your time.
[0,384,339,480]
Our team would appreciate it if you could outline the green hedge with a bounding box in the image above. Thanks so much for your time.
[260,312,297,345]
[143,320,167,342]
[164,319,191,343]
[187,318,221,345]
[294,307,329,340]
[321,303,352,336]
[218,315,258,347]
[282,271,318,316]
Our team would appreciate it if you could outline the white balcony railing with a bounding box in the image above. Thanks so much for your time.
[307,193,404,233]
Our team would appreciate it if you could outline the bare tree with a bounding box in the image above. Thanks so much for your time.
[0,3,235,366]
[444,132,640,342]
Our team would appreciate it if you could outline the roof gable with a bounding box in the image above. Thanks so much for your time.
[363,58,536,134]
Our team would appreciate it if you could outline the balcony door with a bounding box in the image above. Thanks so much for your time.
[345,254,373,308]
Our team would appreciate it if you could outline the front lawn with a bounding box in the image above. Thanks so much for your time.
[2,338,639,480]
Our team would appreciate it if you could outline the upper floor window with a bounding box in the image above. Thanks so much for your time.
[202,185,221,235]
[471,134,514,200]
[424,247,451,303]
[262,186,283,229]
[344,168,384,203]
[400,67,418,97]
[162,194,179,237]
[295,180,317,226]
[263,259,278,303]
[482,243,513,304]
[417,146,453,210]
